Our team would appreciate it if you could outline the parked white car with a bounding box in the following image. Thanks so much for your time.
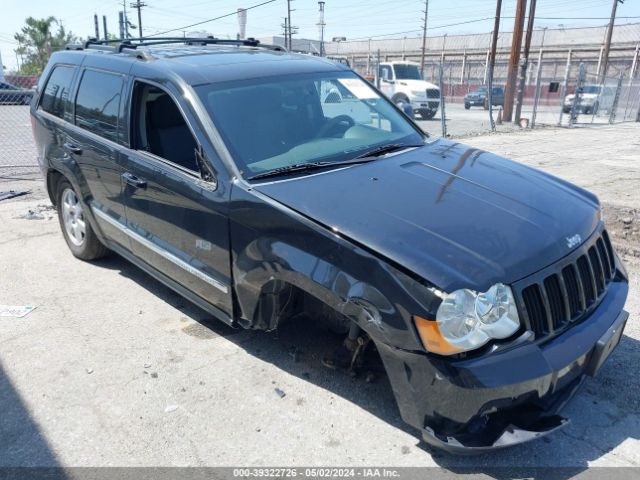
[376,61,440,120]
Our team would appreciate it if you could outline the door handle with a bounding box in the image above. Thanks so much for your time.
[122,172,147,189]
[63,142,82,155]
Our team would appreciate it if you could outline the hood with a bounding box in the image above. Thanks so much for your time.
[465,90,486,99]
[396,79,439,91]
[254,140,600,292]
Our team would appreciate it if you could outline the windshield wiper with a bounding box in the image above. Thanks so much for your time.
[353,143,423,160]
[248,143,424,181]
[248,161,336,180]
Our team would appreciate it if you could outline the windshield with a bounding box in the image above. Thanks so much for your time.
[392,64,422,80]
[197,72,424,178]
[582,85,601,94]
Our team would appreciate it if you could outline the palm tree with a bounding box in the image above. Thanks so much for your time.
[14,17,77,75]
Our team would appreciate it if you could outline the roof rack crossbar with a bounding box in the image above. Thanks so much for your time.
[70,36,286,54]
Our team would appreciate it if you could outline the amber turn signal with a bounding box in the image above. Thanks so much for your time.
[413,315,463,356]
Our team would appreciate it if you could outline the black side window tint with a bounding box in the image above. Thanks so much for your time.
[75,70,124,142]
[40,66,75,119]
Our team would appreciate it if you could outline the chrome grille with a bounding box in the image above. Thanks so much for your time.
[514,228,616,339]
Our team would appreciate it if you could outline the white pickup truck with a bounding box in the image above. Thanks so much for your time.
[376,61,440,120]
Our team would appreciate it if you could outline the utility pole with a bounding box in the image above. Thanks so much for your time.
[503,0,527,122]
[287,0,293,50]
[119,12,125,38]
[601,0,624,79]
[94,14,100,39]
[514,0,537,123]
[487,0,503,131]
[420,0,429,74]
[122,1,130,38]
[317,2,326,56]
[282,17,288,48]
[103,15,108,40]
[130,1,146,39]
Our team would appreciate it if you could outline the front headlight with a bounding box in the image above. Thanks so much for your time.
[410,90,426,97]
[414,283,520,355]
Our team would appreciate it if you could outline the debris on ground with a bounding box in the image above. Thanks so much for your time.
[144,363,152,368]
[86,368,94,374]
[16,204,56,220]
[0,190,29,202]
[0,305,36,318]
[164,405,179,413]
[603,203,640,264]
[274,387,286,399]
[21,209,45,220]
[150,372,158,378]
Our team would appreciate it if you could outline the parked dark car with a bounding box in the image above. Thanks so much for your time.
[0,80,34,105]
[31,38,628,453]
[464,86,504,110]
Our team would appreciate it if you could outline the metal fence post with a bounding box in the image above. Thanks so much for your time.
[439,63,447,138]
[608,71,624,124]
[487,59,496,131]
[557,49,572,126]
[569,63,586,128]
[530,50,544,128]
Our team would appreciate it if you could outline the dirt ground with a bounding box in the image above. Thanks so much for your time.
[1,122,639,472]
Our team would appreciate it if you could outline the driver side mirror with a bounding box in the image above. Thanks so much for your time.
[401,103,414,118]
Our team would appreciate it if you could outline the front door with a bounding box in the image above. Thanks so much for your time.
[121,80,233,318]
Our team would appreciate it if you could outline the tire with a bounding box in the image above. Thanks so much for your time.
[56,178,109,260]
[563,107,570,114]
[464,103,470,110]
[592,102,599,115]
[420,109,436,120]
[393,94,410,108]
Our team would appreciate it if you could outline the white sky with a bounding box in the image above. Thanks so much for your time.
[2,0,639,72]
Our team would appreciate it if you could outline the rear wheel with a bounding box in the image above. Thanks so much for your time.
[419,108,436,120]
[56,179,109,260]
[464,102,470,110]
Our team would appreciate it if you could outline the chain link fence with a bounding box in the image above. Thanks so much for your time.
[1,32,639,181]
[336,23,640,138]
[0,75,39,181]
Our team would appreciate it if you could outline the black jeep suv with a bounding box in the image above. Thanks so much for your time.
[31,38,628,453]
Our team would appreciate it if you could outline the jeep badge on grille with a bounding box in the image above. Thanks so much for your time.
[566,234,582,249]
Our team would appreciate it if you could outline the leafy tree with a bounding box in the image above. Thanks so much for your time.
[14,17,78,75]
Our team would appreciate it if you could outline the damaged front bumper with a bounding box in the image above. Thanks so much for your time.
[376,278,628,453]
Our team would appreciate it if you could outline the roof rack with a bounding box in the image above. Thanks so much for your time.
[65,36,287,57]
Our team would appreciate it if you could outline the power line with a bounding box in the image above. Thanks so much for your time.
[348,17,495,41]
[147,0,277,37]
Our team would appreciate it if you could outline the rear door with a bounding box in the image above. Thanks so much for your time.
[67,67,130,249]
[120,78,233,319]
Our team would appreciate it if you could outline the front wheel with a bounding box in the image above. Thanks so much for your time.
[419,108,437,120]
[56,179,109,260]
[464,103,470,110]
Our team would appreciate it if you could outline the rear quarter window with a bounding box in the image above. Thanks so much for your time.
[74,69,125,143]
[40,65,76,119]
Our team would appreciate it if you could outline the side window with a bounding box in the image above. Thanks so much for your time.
[74,69,124,142]
[379,65,392,81]
[131,82,199,173]
[40,66,75,119]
